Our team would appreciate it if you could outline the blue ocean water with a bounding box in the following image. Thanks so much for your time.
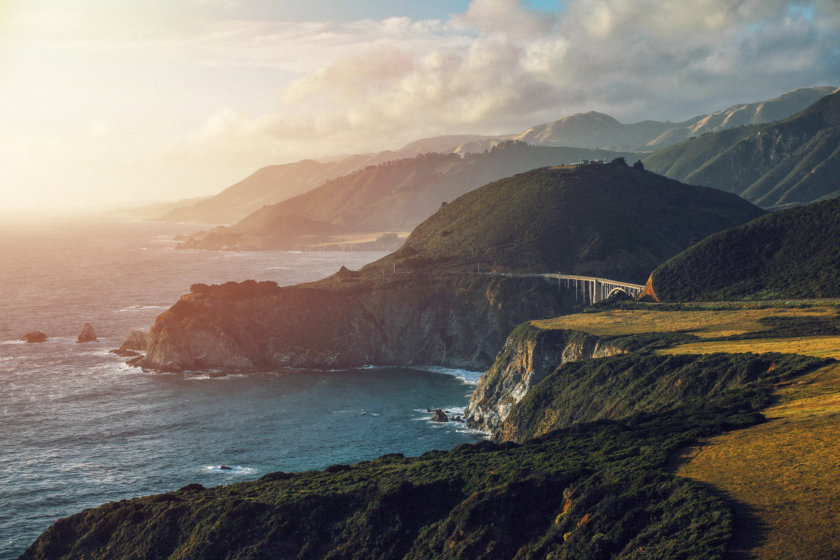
[0,219,485,559]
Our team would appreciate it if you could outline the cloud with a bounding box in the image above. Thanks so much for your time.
[4,0,839,209]
[189,0,838,163]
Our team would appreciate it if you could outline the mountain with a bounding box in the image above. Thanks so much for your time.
[374,160,765,283]
[178,143,642,250]
[455,86,837,153]
[158,87,832,225]
[646,197,840,301]
[644,88,840,208]
[134,163,764,374]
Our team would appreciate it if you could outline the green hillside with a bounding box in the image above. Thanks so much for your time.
[22,346,825,560]
[649,198,840,301]
[373,160,764,283]
[644,89,840,208]
[178,143,640,250]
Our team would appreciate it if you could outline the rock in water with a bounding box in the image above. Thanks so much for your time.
[77,323,97,343]
[22,331,47,343]
[111,330,149,356]
[431,409,449,423]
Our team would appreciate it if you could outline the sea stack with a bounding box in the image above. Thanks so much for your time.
[22,331,48,343]
[77,323,97,343]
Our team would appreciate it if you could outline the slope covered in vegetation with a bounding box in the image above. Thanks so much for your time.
[644,89,840,208]
[375,161,764,283]
[648,197,840,301]
[23,301,836,560]
[179,143,639,250]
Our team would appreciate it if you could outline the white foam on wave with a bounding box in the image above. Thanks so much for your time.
[117,304,169,313]
[184,372,246,381]
[414,366,485,385]
[203,465,257,475]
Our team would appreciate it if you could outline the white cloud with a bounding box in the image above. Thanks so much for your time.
[2,0,838,209]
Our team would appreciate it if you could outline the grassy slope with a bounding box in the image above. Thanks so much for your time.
[179,144,640,249]
[643,90,840,208]
[24,303,840,560]
[371,162,763,283]
[648,198,840,301]
[517,303,840,560]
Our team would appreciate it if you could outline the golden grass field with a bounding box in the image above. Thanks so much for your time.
[535,304,840,559]
[677,363,840,560]
[532,305,839,339]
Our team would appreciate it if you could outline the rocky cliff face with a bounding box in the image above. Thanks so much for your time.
[464,323,625,433]
[136,275,572,372]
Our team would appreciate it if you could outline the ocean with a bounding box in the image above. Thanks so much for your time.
[0,218,486,559]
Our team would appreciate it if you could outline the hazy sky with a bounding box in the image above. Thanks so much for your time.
[1,0,838,211]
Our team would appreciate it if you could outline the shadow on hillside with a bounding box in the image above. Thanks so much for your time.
[702,482,768,560]
[667,444,768,559]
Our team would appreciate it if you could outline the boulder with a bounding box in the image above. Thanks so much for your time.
[77,323,97,343]
[431,409,449,423]
[22,331,47,343]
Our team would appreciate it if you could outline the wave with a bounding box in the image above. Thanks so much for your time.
[413,366,485,385]
[117,305,169,313]
[202,465,257,475]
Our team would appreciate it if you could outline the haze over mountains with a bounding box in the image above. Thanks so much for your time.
[161,86,834,227]
[178,144,640,250]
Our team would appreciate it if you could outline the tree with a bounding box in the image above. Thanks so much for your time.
[633,160,645,170]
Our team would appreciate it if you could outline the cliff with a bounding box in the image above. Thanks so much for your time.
[22,307,832,559]
[466,306,833,443]
[138,275,570,372]
[465,323,627,433]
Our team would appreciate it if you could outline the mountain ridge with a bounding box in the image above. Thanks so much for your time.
[644,88,840,208]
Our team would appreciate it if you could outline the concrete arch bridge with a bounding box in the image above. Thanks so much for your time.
[543,274,645,305]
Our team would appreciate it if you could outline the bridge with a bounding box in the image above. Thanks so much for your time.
[543,274,645,305]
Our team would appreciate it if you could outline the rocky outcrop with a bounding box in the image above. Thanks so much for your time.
[76,323,97,343]
[134,275,571,372]
[21,331,47,343]
[465,323,626,433]
[111,330,150,356]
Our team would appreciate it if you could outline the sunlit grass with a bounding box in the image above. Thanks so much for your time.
[676,363,840,559]
[659,336,840,360]
[531,306,837,338]
[533,304,840,559]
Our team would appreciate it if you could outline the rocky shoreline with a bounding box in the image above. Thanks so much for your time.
[126,273,577,373]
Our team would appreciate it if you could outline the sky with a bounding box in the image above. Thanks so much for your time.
[0,0,838,212]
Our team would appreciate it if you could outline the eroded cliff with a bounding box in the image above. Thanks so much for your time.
[464,323,626,433]
[137,274,571,372]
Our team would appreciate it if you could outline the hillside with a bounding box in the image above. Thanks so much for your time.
[178,143,641,250]
[647,197,840,301]
[644,88,840,208]
[23,303,839,559]
[134,162,764,373]
[158,87,831,225]
[373,160,765,283]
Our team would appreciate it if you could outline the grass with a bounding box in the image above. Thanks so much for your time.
[676,364,840,560]
[660,336,840,360]
[531,306,838,339]
[532,303,840,559]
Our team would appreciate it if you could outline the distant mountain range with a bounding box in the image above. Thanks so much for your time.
[161,86,835,226]
[178,143,641,250]
[644,88,840,208]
